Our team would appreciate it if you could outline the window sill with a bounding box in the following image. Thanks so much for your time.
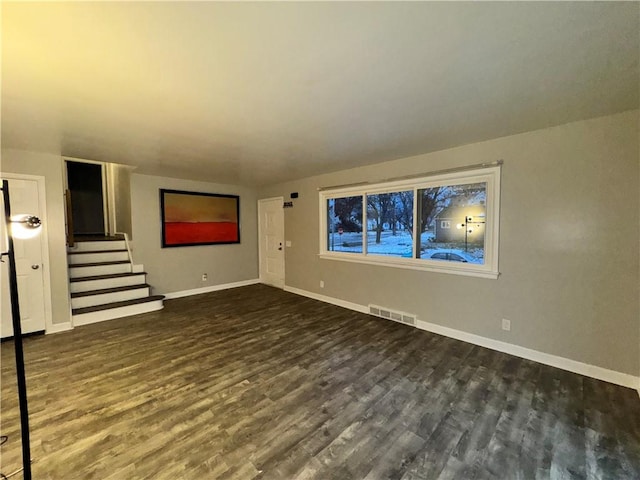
[318,253,499,279]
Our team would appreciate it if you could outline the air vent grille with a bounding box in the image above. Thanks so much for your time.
[368,304,416,326]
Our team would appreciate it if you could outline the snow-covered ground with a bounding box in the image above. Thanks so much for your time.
[328,230,484,264]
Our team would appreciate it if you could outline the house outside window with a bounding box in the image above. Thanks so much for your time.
[319,166,501,279]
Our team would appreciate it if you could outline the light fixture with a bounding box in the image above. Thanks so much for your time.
[460,213,485,252]
[10,215,42,239]
[1,180,39,480]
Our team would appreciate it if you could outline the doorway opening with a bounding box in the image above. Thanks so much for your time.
[64,158,134,246]
[65,160,107,238]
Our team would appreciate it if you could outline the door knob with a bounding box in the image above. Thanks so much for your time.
[31,264,40,270]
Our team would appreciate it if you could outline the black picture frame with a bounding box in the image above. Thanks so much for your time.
[160,189,240,248]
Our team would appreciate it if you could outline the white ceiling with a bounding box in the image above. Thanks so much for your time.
[2,2,638,186]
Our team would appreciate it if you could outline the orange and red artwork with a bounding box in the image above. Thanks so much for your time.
[160,189,240,247]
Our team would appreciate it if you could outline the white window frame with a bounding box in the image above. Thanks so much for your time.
[319,166,501,279]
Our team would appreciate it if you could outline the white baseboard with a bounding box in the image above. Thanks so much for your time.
[414,319,640,392]
[284,286,369,314]
[284,286,640,392]
[46,322,73,335]
[164,279,260,300]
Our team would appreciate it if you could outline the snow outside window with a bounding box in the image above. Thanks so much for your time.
[367,191,413,258]
[319,166,501,279]
[327,196,363,253]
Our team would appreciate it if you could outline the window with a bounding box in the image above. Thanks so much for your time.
[319,166,501,278]
[327,196,363,253]
[366,190,413,258]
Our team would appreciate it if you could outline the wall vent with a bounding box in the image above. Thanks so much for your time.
[368,304,416,327]
[402,314,416,326]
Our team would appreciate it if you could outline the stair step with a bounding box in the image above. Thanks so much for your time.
[72,295,165,315]
[69,261,132,278]
[74,234,125,241]
[69,272,148,294]
[69,240,127,252]
[69,260,130,268]
[68,250,130,265]
[70,272,146,283]
[68,249,128,255]
[71,284,151,298]
[71,284,152,309]
[72,296,165,327]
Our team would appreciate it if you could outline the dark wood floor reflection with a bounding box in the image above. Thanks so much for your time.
[1,285,639,479]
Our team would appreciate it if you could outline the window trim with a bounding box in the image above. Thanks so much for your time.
[319,166,501,279]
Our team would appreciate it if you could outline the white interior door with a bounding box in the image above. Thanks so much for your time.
[1,178,47,337]
[258,197,285,288]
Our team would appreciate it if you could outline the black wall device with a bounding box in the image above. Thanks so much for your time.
[290,192,299,199]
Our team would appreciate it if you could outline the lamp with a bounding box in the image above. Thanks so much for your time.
[10,216,42,240]
[1,179,40,480]
[460,213,485,252]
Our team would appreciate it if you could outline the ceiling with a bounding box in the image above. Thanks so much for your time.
[2,2,638,186]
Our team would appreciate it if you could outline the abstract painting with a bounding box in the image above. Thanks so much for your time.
[160,189,240,247]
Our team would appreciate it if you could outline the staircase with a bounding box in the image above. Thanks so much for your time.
[67,236,164,326]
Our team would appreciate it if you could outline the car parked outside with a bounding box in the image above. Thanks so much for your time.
[430,250,477,263]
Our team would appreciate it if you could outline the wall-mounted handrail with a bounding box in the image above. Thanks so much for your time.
[64,189,74,248]
[116,231,134,273]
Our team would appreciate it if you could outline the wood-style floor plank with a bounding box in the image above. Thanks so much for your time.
[1,284,639,479]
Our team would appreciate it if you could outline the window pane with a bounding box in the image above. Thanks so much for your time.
[417,182,486,264]
[366,191,413,258]
[327,196,363,253]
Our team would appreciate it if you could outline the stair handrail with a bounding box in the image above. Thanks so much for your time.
[115,231,134,273]
[64,189,74,248]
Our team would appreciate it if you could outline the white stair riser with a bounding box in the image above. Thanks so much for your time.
[73,301,164,326]
[69,240,127,252]
[70,274,147,293]
[69,251,129,265]
[69,263,131,278]
[71,287,151,309]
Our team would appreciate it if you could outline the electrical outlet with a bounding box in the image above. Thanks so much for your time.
[501,318,511,331]
[320,280,324,288]
[202,273,208,282]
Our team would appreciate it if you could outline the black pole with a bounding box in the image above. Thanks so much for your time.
[2,180,32,480]
[464,216,468,252]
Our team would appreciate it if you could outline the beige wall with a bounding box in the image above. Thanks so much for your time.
[130,174,259,295]
[2,111,637,378]
[1,149,71,326]
[108,163,133,238]
[259,110,640,376]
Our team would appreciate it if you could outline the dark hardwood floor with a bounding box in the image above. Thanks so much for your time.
[1,284,639,479]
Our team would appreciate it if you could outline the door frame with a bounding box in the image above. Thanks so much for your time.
[258,197,285,289]
[0,172,54,334]
[63,156,109,235]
